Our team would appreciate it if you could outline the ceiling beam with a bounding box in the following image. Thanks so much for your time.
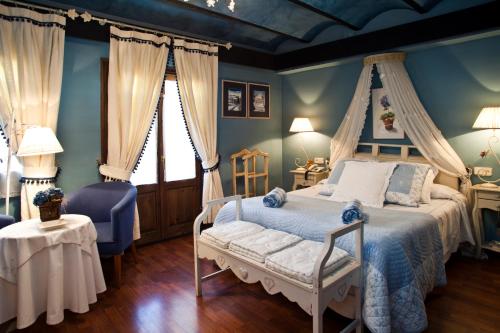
[287,0,360,31]
[276,1,500,71]
[169,0,310,43]
[401,0,426,14]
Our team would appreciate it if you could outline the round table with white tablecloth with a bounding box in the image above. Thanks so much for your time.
[0,214,106,329]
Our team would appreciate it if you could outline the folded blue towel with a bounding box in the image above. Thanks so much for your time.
[341,199,367,224]
[263,187,287,208]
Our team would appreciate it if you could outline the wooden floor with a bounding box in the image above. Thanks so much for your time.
[2,236,500,333]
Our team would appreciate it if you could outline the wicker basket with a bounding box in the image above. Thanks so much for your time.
[39,199,62,222]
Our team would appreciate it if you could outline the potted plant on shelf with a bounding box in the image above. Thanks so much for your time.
[379,95,395,130]
[33,188,64,222]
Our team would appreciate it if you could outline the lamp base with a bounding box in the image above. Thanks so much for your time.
[479,182,498,189]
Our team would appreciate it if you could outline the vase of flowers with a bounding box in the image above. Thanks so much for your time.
[379,95,395,130]
[33,188,64,222]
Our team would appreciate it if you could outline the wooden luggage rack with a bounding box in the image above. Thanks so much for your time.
[231,149,269,198]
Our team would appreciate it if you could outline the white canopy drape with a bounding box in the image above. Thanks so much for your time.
[0,4,65,219]
[173,39,224,222]
[99,27,169,239]
[329,52,471,196]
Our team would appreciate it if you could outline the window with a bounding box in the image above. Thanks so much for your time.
[130,79,196,185]
[163,80,196,182]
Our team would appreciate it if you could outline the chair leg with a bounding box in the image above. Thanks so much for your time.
[130,241,138,264]
[114,254,122,288]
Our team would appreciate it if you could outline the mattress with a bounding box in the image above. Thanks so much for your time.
[200,220,265,248]
[265,240,350,284]
[292,185,473,262]
[229,229,302,263]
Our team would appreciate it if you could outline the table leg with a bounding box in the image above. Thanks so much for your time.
[472,206,483,258]
[114,255,122,288]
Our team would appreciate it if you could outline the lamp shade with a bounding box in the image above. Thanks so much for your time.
[17,127,63,157]
[473,107,500,129]
[289,117,314,132]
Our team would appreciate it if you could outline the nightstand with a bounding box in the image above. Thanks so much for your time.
[290,169,328,190]
[471,184,500,258]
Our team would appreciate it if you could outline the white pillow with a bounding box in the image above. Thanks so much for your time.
[330,161,397,208]
[420,169,436,204]
[430,183,462,200]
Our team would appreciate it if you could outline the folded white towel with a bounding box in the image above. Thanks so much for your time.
[200,221,265,249]
[265,240,350,284]
[229,229,302,263]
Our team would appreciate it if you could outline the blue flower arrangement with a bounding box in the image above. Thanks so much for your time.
[33,188,64,207]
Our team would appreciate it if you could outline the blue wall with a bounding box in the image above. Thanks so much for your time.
[218,64,282,195]
[56,38,283,198]
[282,34,500,190]
[0,37,283,221]
[57,37,109,193]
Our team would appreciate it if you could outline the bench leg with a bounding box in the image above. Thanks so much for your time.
[194,242,202,297]
[313,311,323,333]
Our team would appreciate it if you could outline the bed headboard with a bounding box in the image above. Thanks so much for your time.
[354,142,459,190]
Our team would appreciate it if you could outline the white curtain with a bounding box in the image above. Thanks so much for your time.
[329,53,471,196]
[0,4,65,219]
[377,60,471,194]
[99,27,169,239]
[329,64,373,166]
[173,39,224,223]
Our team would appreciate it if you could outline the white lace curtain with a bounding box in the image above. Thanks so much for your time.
[99,27,169,239]
[330,52,471,196]
[173,39,224,223]
[0,4,66,219]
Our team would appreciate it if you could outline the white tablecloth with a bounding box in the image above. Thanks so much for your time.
[0,214,106,329]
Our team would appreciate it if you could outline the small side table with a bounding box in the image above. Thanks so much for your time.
[0,214,106,329]
[471,184,500,258]
[290,169,329,190]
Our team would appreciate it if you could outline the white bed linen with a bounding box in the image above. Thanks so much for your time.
[229,229,302,263]
[292,185,473,262]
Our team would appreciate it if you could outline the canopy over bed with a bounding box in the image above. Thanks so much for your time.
[329,52,471,196]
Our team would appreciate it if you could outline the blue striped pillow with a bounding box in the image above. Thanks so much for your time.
[385,163,431,207]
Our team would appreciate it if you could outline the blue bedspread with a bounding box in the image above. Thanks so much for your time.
[215,194,446,333]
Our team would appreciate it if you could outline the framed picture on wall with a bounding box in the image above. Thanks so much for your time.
[248,83,270,119]
[372,88,404,139]
[222,80,247,118]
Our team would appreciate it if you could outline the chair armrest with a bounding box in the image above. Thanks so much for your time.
[110,187,137,247]
[0,214,15,229]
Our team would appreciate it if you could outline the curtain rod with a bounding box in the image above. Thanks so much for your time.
[1,0,232,49]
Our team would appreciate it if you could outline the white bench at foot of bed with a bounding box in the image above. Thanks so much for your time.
[193,195,364,333]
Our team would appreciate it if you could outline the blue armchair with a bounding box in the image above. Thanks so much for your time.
[0,214,15,229]
[64,182,137,287]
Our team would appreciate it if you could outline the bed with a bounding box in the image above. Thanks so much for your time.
[214,143,474,333]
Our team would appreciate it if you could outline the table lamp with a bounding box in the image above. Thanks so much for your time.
[473,106,499,188]
[4,127,64,215]
[289,117,314,171]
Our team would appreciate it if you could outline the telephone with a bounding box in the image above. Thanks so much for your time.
[307,164,326,173]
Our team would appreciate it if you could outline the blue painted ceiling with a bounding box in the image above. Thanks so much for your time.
[31,0,492,53]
